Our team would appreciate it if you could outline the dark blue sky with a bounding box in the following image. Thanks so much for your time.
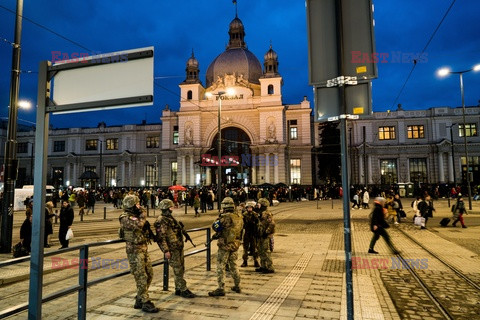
[0,0,479,128]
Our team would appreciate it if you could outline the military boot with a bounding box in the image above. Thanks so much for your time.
[142,301,159,313]
[231,286,241,293]
[175,289,181,296]
[254,260,260,268]
[240,260,247,267]
[208,288,225,297]
[255,267,266,272]
[180,289,196,298]
[133,297,142,309]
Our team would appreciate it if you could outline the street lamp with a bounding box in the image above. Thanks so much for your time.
[446,124,457,187]
[206,89,234,212]
[437,64,480,210]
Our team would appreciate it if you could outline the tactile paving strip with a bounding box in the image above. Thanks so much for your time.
[249,252,313,320]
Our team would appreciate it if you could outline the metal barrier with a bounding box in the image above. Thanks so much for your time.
[0,227,211,319]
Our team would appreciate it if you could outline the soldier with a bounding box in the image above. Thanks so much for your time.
[255,198,275,274]
[208,197,244,297]
[241,201,260,268]
[119,194,159,313]
[154,199,196,298]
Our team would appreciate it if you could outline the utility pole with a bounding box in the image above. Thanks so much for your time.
[0,0,24,253]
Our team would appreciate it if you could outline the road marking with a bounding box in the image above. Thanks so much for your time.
[249,252,313,320]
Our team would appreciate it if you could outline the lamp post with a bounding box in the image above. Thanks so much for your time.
[437,64,480,210]
[206,89,234,212]
[447,124,456,186]
[0,0,24,253]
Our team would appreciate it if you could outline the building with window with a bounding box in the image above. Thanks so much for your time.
[344,106,480,187]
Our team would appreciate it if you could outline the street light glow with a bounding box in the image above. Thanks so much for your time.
[18,100,32,109]
[437,67,451,77]
[473,64,480,72]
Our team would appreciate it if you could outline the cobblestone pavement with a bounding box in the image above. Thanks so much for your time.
[0,198,479,319]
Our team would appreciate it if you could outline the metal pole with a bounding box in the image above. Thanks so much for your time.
[363,126,367,186]
[449,125,456,185]
[99,140,103,188]
[30,141,34,184]
[0,0,23,253]
[459,73,472,210]
[217,93,223,212]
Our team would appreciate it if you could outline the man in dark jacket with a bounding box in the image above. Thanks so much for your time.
[368,197,399,254]
[59,200,74,249]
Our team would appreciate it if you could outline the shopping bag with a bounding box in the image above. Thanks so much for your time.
[66,228,74,240]
[13,241,29,258]
[414,217,425,227]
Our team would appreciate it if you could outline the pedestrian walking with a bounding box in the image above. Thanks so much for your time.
[44,201,55,248]
[59,200,74,249]
[417,194,435,229]
[209,197,243,297]
[154,199,196,298]
[118,194,159,313]
[193,194,200,217]
[452,196,467,228]
[362,188,370,209]
[241,201,260,268]
[368,197,399,255]
[255,198,275,274]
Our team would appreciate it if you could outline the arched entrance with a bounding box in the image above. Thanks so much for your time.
[205,127,251,187]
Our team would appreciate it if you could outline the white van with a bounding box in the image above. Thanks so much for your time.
[14,185,56,211]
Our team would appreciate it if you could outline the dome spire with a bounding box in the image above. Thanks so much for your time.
[227,8,246,49]
[183,49,201,84]
[233,0,238,17]
[263,42,280,77]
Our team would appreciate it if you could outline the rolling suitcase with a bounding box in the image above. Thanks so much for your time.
[439,218,450,227]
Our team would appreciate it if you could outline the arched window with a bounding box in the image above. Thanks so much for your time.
[268,84,274,95]
[187,90,193,100]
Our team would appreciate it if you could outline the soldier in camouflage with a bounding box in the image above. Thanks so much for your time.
[209,197,244,297]
[119,194,159,313]
[241,201,260,268]
[154,199,196,298]
[255,198,275,274]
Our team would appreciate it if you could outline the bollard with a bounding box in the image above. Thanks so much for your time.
[80,210,84,222]
[185,203,187,215]
[447,197,450,208]
[103,207,106,220]
[146,206,149,217]
[54,210,58,224]
[331,198,334,209]
[163,258,169,291]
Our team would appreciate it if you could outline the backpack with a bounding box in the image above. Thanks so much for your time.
[451,204,456,213]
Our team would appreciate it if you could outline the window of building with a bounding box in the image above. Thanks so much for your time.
[52,167,64,188]
[461,156,479,183]
[187,90,193,100]
[409,158,427,184]
[105,166,117,187]
[290,159,301,184]
[171,162,178,185]
[145,164,157,186]
[53,140,65,152]
[459,123,478,137]
[106,138,118,150]
[268,84,274,95]
[17,142,28,153]
[84,166,96,172]
[146,136,159,148]
[173,126,179,145]
[378,126,396,140]
[407,125,425,139]
[380,159,397,184]
[290,127,298,140]
[86,139,98,151]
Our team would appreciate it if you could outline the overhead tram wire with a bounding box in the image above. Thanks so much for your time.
[0,4,93,53]
[389,0,458,110]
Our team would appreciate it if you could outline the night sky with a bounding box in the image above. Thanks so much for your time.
[0,0,479,129]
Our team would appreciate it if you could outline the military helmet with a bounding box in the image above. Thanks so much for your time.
[123,194,140,208]
[159,199,175,210]
[221,197,235,209]
[245,201,256,208]
[257,198,270,207]
[212,219,224,232]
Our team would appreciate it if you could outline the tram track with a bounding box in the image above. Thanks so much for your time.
[390,226,480,319]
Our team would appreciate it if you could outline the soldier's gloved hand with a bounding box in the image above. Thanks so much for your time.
[164,251,171,260]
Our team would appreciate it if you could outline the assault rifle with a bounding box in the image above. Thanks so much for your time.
[143,220,156,244]
[179,222,196,247]
[205,233,220,247]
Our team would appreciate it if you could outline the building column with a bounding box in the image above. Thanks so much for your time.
[190,156,194,186]
[367,155,373,184]
[251,166,257,185]
[121,161,126,187]
[447,152,454,183]
[206,167,212,185]
[438,152,445,183]
[273,153,279,184]
[359,157,364,185]
[181,156,186,185]
[265,153,270,183]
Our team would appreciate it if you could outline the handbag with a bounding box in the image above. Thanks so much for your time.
[66,228,74,240]
[13,241,29,258]
[414,216,425,227]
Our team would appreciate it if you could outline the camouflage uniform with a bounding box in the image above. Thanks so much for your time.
[155,199,195,298]
[241,202,259,267]
[256,198,275,273]
[119,195,158,312]
[209,197,244,296]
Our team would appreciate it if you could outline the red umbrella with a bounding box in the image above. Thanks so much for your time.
[169,185,186,191]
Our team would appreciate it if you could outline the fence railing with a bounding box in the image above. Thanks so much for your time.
[0,227,211,319]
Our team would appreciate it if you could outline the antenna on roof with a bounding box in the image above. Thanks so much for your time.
[233,0,238,17]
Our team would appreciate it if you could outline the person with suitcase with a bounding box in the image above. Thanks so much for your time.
[452,196,467,228]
